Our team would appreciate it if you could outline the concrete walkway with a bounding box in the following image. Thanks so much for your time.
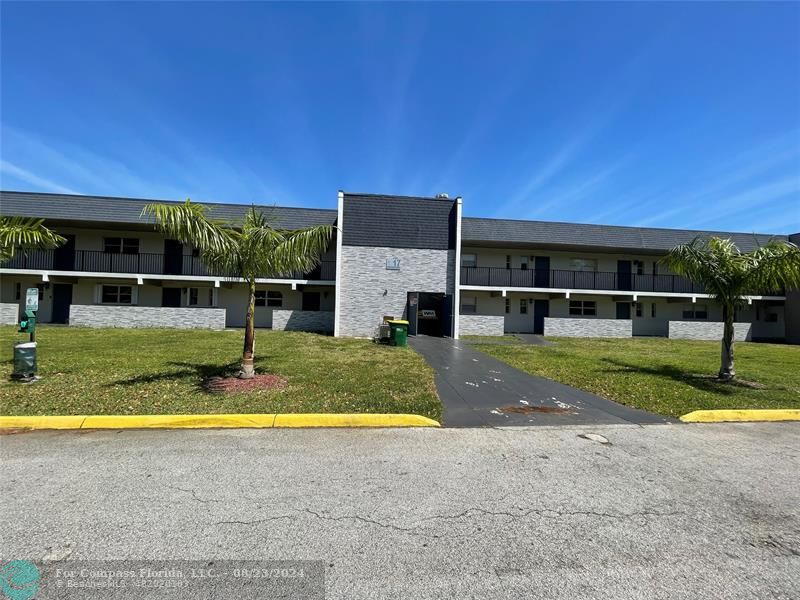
[410,336,672,427]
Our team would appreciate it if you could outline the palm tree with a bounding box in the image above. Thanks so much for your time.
[143,200,333,378]
[663,237,800,381]
[0,216,66,263]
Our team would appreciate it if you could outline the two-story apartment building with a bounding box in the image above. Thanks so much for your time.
[1,190,798,344]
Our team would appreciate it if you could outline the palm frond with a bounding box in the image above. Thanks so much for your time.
[0,216,66,262]
[745,240,800,294]
[142,199,235,255]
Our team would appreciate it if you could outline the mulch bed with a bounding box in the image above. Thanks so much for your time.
[204,374,288,394]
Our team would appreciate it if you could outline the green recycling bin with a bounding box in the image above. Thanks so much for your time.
[13,341,37,378]
[387,320,409,347]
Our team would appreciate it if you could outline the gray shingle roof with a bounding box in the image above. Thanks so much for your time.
[0,191,337,230]
[462,217,787,253]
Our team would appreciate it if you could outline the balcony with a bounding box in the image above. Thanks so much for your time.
[460,266,705,294]
[3,250,337,281]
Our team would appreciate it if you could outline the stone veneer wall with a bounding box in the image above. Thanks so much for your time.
[544,317,632,338]
[69,305,226,330]
[0,302,19,325]
[459,315,505,337]
[338,245,455,337]
[272,309,333,333]
[668,321,752,341]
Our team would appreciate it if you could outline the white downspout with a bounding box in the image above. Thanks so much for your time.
[453,196,463,340]
[333,190,344,337]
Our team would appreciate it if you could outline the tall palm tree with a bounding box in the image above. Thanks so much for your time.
[663,237,800,381]
[0,216,66,262]
[143,200,334,378]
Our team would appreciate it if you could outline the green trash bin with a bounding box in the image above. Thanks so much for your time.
[386,320,409,347]
[13,341,37,378]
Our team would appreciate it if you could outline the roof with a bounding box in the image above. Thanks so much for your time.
[0,190,337,230]
[341,192,456,250]
[461,216,787,253]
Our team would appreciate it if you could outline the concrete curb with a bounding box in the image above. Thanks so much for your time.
[0,413,441,430]
[680,409,800,423]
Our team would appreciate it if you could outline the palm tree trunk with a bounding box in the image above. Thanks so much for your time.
[240,277,256,379]
[719,303,735,381]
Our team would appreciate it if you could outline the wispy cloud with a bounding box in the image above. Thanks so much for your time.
[0,160,79,194]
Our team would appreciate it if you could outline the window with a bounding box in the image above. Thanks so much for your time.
[682,304,708,320]
[461,295,477,314]
[15,283,20,300]
[651,302,656,318]
[461,254,477,268]
[505,255,511,269]
[505,298,510,314]
[104,237,139,254]
[519,256,529,270]
[569,300,597,316]
[208,289,214,306]
[520,299,528,314]
[570,258,597,272]
[255,290,283,308]
[101,285,133,305]
[189,288,199,306]
[635,302,643,317]
[37,285,45,301]
[634,261,644,276]
[652,261,659,276]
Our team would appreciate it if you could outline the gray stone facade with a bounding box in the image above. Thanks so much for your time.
[338,245,455,337]
[459,315,505,336]
[69,305,226,330]
[0,302,19,325]
[544,317,632,338]
[272,309,333,333]
[668,321,752,341]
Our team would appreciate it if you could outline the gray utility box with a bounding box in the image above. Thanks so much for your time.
[12,341,37,378]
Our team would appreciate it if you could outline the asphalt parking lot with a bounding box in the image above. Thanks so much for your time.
[1,423,798,599]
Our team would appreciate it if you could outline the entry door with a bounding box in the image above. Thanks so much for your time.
[51,284,73,323]
[441,294,453,338]
[162,287,181,307]
[53,235,76,270]
[617,260,632,291]
[534,256,550,288]
[616,302,631,319]
[163,239,183,275]
[533,299,549,335]
[406,292,418,336]
[302,291,321,311]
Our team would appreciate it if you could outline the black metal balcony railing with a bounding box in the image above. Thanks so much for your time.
[461,266,706,294]
[4,250,337,281]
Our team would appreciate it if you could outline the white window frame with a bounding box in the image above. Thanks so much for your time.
[569,300,597,316]
[99,284,136,305]
[103,237,140,255]
[519,256,529,270]
[460,295,477,314]
[504,297,510,314]
[519,298,528,314]
[682,304,708,320]
[570,258,597,272]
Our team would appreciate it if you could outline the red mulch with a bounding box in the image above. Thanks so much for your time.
[204,374,288,394]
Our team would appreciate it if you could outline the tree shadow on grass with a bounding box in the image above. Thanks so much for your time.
[107,360,241,391]
[598,358,752,397]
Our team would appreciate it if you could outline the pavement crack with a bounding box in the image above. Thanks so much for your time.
[301,508,415,533]
[168,485,219,504]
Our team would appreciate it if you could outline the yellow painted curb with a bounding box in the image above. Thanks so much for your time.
[273,413,440,428]
[0,415,86,430]
[680,409,800,423]
[0,413,440,430]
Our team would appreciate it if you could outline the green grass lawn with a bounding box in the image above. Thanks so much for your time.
[0,326,441,419]
[473,337,800,417]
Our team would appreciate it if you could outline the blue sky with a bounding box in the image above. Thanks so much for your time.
[1,2,798,233]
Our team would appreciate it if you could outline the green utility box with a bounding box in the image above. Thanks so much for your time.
[12,342,37,379]
[386,320,409,347]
